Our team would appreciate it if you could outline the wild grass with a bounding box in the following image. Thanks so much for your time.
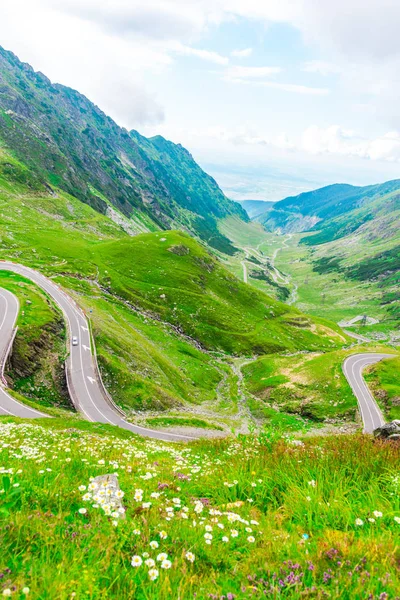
[365,356,400,421]
[145,416,224,431]
[0,419,399,599]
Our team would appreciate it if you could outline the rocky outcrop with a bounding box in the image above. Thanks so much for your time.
[92,474,126,518]
[5,316,70,409]
[373,420,400,440]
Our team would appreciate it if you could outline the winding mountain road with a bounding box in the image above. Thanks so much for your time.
[0,264,396,439]
[0,262,194,442]
[0,288,48,419]
[342,353,395,433]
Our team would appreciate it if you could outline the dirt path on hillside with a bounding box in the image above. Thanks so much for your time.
[242,234,299,304]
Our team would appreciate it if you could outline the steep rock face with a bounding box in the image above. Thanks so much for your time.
[0,46,247,254]
[6,318,70,409]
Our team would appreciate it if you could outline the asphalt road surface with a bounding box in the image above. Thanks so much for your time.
[0,287,48,419]
[0,262,194,442]
[342,353,396,433]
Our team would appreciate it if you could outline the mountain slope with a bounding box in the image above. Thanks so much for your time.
[0,147,347,417]
[0,46,247,254]
[307,191,400,327]
[302,188,400,246]
[255,179,400,326]
[257,180,400,234]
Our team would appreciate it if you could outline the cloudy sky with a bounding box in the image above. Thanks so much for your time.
[2,0,400,199]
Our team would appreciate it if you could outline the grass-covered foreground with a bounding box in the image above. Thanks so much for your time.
[1,419,399,599]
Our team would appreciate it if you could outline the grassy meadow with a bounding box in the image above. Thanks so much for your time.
[365,356,400,421]
[1,419,399,599]
[242,347,399,423]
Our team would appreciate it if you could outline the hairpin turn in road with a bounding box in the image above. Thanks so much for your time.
[0,262,194,442]
[342,353,396,433]
[0,262,396,439]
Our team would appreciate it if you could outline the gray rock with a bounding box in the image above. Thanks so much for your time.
[92,473,126,519]
[373,421,400,439]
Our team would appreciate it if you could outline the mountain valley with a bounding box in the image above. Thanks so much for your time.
[0,26,399,600]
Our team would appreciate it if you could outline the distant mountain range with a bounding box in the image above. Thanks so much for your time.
[0,46,247,254]
[255,180,400,237]
[238,199,275,219]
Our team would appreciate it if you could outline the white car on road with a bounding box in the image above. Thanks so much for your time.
[72,336,79,346]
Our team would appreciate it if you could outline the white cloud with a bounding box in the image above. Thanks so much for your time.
[225,76,329,96]
[260,81,329,95]
[173,43,229,65]
[302,61,341,76]
[49,0,208,41]
[295,0,400,62]
[222,65,329,95]
[188,122,400,164]
[231,48,253,58]
[96,78,165,126]
[214,0,400,62]
[230,130,295,150]
[301,125,400,162]
[224,65,281,80]
[182,125,296,151]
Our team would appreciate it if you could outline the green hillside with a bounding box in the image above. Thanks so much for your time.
[240,180,400,336]
[0,46,246,253]
[0,146,348,427]
[304,191,400,330]
[302,188,400,246]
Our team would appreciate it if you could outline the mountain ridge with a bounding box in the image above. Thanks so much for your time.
[256,179,400,236]
[0,45,247,254]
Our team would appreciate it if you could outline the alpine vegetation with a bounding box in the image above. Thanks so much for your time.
[1,420,399,598]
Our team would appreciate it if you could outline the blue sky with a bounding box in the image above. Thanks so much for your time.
[2,0,400,200]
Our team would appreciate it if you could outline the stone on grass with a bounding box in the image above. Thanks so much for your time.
[92,473,126,518]
[373,420,400,439]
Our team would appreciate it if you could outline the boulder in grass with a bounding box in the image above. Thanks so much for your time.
[373,420,400,439]
[92,473,126,519]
